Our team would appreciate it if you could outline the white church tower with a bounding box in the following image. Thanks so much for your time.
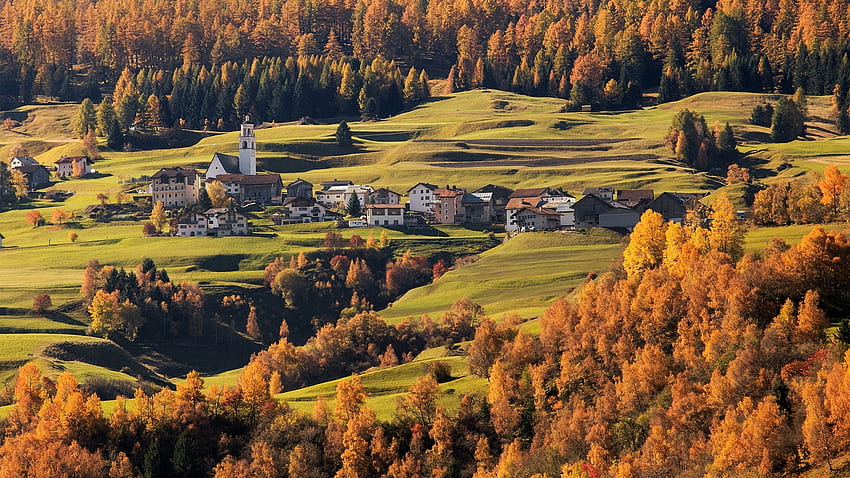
[239,118,257,176]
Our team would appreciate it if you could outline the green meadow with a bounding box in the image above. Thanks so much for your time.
[2,88,850,408]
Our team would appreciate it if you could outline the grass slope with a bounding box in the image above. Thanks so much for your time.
[380,230,625,324]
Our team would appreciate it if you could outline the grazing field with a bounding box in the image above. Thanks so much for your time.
[380,230,625,324]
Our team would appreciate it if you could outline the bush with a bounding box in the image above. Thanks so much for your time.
[427,360,453,383]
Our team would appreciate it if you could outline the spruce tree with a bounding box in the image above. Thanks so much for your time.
[347,193,362,217]
[336,120,353,147]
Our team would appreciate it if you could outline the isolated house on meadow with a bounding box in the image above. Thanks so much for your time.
[55,156,93,178]
[150,167,202,208]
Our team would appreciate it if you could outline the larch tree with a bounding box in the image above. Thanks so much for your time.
[818,164,847,217]
[708,194,744,262]
[623,209,668,280]
[150,200,167,232]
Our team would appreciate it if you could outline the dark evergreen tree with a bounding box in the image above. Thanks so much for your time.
[347,192,362,217]
[336,120,353,147]
[771,97,806,142]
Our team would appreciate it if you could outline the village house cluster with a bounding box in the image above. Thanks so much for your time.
[8,154,94,193]
[145,119,706,237]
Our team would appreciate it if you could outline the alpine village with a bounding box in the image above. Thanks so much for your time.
[3,0,850,476]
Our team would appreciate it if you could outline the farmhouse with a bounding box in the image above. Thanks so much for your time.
[215,173,283,205]
[175,212,209,237]
[150,167,202,208]
[512,206,562,231]
[462,193,490,224]
[473,184,514,222]
[13,164,51,190]
[369,188,402,205]
[10,156,38,169]
[286,179,314,199]
[366,203,405,226]
[206,208,249,236]
[573,194,640,230]
[646,192,707,223]
[55,156,93,178]
[505,187,574,232]
[280,197,331,223]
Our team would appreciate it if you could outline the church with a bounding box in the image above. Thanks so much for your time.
[205,120,283,205]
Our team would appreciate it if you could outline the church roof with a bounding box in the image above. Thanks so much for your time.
[210,153,241,175]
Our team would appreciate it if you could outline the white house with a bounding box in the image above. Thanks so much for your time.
[365,204,405,226]
[407,182,437,214]
[55,156,93,178]
[369,188,402,205]
[206,208,248,236]
[10,156,38,169]
[317,184,373,209]
[281,197,330,223]
[150,167,202,209]
[176,212,209,237]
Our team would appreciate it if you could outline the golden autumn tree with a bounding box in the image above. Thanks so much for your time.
[623,209,668,280]
[707,194,744,262]
[818,164,848,216]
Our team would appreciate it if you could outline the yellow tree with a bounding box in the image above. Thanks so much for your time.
[708,194,744,262]
[10,169,28,199]
[150,200,167,232]
[818,164,848,216]
[207,180,228,208]
[623,209,668,280]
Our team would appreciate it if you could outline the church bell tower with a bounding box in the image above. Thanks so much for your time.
[239,117,256,176]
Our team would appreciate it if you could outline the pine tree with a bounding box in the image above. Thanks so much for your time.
[336,120,353,147]
[347,191,362,217]
[73,99,98,138]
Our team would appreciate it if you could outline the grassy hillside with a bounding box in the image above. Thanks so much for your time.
[381,229,625,324]
[2,88,850,397]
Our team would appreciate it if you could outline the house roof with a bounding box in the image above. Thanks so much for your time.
[471,192,493,202]
[506,197,541,210]
[583,186,614,195]
[371,187,401,196]
[215,173,282,185]
[283,197,322,208]
[11,156,38,167]
[0,233,5,239]
[152,167,201,179]
[434,188,464,198]
[205,207,245,216]
[407,182,437,192]
[474,184,514,196]
[55,156,93,165]
[177,213,207,224]
[509,187,551,198]
[321,179,354,189]
[209,153,240,174]
[617,189,654,202]
[514,206,561,216]
[462,193,486,204]
[287,178,313,188]
[16,164,49,175]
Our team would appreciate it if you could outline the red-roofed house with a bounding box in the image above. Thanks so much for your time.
[434,187,465,224]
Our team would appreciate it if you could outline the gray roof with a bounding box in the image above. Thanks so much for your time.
[212,153,241,174]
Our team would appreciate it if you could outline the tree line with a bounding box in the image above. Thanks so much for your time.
[3,0,850,110]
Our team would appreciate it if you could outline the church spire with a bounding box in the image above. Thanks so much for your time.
[238,117,256,175]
